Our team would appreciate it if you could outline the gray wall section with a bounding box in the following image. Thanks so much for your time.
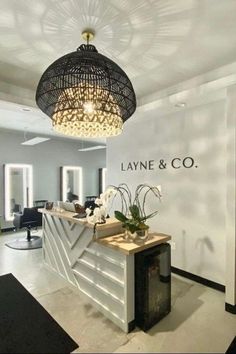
[0,130,106,228]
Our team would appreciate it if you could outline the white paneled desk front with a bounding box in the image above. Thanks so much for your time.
[39,208,171,332]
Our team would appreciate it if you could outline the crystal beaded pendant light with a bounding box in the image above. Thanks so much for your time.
[35,31,136,138]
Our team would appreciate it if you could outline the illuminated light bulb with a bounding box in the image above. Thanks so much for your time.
[83,101,94,114]
[52,86,123,137]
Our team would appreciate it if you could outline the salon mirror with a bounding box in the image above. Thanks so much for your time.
[60,166,83,203]
[4,164,33,221]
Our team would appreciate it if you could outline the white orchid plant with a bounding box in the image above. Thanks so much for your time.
[85,187,117,224]
[86,184,162,235]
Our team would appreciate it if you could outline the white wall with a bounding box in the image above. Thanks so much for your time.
[225,85,236,305]
[107,99,227,285]
[0,130,106,228]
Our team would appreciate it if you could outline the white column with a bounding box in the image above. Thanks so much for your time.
[225,85,236,309]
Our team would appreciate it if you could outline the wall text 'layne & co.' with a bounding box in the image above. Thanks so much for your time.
[121,157,198,171]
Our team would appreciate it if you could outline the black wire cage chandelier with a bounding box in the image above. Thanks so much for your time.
[35,30,136,138]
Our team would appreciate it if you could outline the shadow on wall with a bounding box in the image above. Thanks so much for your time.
[179,230,215,276]
[181,229,187,270]
[180,231,214,267]
[149,102,226,228]
[195,236,214,275]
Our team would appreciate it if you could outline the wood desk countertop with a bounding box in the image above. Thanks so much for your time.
[96,232,171,255]
[38,208,122,230]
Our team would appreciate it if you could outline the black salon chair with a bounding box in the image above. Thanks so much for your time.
[5,207,42,250]
[84,200,97,211]
[66,192,78,202]
[84,196,98,211]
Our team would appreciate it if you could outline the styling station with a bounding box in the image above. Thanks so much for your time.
[40,208,171,333]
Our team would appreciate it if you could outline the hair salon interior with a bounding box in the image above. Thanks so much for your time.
[0,1,236,353]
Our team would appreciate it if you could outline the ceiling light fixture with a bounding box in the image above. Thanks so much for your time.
[21,137,50,146]
[78,145,106,152]
[35,30,136,138]
[22,107,31,112]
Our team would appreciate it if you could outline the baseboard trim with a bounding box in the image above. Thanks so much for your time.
[225,303,236,314]
[128,320,136,333]
[1,227,15,233]
[171,266,225,293]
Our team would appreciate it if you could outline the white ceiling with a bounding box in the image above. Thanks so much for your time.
[0,0,236,142]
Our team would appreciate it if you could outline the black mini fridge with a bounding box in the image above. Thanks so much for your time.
[135,243,171,331]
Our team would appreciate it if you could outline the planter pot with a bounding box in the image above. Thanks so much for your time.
[124,228,149,242]
[136,228,149,240]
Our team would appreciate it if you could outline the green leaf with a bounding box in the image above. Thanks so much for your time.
[114,210,128,222]
[129,205,140,219]
[140,211,158,222]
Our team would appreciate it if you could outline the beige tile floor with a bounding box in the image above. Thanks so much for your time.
[0,230,235,353]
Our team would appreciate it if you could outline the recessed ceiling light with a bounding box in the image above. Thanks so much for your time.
[78,145,106,151]
[21,137,50,145]
[22,107,31,112]
[175,102,186,108]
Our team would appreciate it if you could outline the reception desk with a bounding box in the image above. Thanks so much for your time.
[39,208,171,332]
